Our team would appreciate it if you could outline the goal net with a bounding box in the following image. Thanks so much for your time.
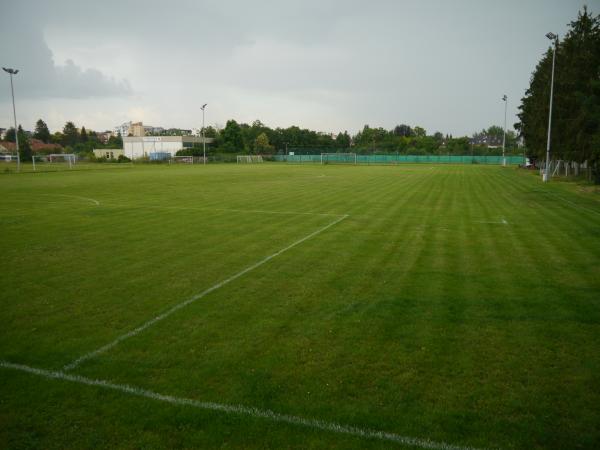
[321,153,357,164]
[171,155,194,164]
[32,154,76,171]
[0,154,19,172]
[237,155,264,163]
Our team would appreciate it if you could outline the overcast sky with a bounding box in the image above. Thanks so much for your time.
[0,0,596,136]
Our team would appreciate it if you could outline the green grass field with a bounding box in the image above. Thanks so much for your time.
[1,163,599,449]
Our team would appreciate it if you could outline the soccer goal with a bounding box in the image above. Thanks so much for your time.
[0,154,19,172]
[321,153,357,164]
[171,155,194,164]
[32,154,76,171]
[237,155,264,163]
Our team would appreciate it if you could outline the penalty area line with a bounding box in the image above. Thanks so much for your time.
[105,202,344,217]
[0,361,486,450]
[42,194,100,206]
[63,214,349,372]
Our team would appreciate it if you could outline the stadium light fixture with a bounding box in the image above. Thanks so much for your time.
[201,103,208,165]
[2,67,21,172]
[543,33,558,182]
[502,95,507,167]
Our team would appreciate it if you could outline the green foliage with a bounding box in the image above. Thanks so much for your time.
[221,120,245,153]
[33,119,51,143]
[203,126,218,138]
[16,125,32,162]
[4,127,16,142]
[413,126,426,138]
[517,6,600,174]
[335,131,351,148]
[393,124,414,137]
[62,121,79,147]
[254,132,273,153]
[107,132,123,148]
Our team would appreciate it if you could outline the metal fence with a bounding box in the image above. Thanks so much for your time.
[273,154,525,165]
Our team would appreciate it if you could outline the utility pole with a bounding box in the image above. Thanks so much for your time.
[3,67,20,172]
[502,94,507,166]
[543,32,558,183]
[201,103,207,165]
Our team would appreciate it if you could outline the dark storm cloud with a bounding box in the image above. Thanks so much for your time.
[0,4,132,100]
[0,0,595,134]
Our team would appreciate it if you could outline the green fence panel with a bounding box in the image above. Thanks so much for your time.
[276,154,525,165]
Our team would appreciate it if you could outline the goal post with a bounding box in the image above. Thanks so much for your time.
[171,155,194,164]
[237,155,264,164]
[321,153,357,165]
[32,154,76,171]
[0,154,19,172]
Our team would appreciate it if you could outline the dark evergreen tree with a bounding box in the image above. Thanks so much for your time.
[62,122,79,146]
[33,119,51,143]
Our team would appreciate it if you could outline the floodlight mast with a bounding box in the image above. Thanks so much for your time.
[201,103,207,165]
[543,32,558,182]
[502,95,507,166]
[3,67,20,172]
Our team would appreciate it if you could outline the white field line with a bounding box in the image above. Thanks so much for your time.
[476,219,508,225]
[42,194,100,206]
[0,361,486,450]
[63,214,349,371]
[544,191,600,217]
[7,196,340,218]
[105,202,343,217]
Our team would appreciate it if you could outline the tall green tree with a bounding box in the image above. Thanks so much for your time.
[17,125,32,162]
[413,126,427,138]
[221,120,245,153]
[517,6,600,180]
[80,126,88,143]
[4,127,16,142]
[254,132,273,153]
[62,122,79,146]
[393,124,414,137]
[33,119,51,143]
[107,132,123,148]
[335,131,351,148]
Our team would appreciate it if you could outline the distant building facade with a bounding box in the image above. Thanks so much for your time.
[123,136,214,159]
[95,131,112,144]
[129,122,145,137]
[114,121,132,138]
[93,148,124,160]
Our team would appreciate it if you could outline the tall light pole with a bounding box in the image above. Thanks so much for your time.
[201,103,207,165]
[502,94,507,166]
[543,32,558,183]
[3,67,20,172]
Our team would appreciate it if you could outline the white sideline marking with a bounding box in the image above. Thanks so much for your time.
[179,206,341,217]
[107,202,342,217]
[544,191,600,217]
[0,361,485,450]
[43,194,100,206]
[63,214,349,371]
[476,218,508,225]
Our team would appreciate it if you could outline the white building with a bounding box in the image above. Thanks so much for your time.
[123,136,214,159]
[114,121,132,137]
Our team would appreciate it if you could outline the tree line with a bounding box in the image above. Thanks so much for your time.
[185,120,518,156]
[2,120,123,160]
[4,118,519,160]
[517,6,600,180]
